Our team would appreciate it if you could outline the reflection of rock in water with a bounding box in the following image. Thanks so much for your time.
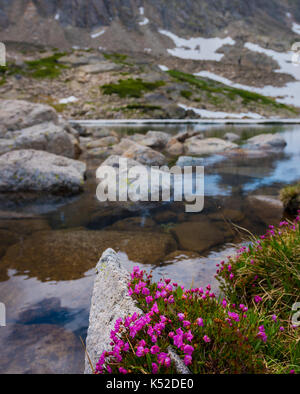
[0,324,83,374]
[17,298,79,326]
[1,229,177,281]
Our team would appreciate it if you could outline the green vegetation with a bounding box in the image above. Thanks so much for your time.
[115,103,162,113]
[95,220,299,375]
[25,53,68,78]
[103,53,131,66]
[216,220,300,372]
[168,70,298,114]
[0,53,68,81]
[180,90,193,100]
[101,78,165,98]
[280,184,300,213]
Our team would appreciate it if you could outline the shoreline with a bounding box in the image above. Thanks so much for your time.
[69,118,300,126]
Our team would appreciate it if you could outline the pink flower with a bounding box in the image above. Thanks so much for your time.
[151,302,159,314]
[184,355,192,366]
[152,363,158,374]
[157,352,171,368]
[272,314,277,322]
[279,326,284,332]
[150,345,160,355]
[254,295,262,303]
[145,296,153,304]
[178,313,185,321]
[119,367,127,374]
[183,320,191,327]
[196,317,204,327]
[142,287,150,296]
[290,369,295,374]
[203,335,211,343]
[183,344,194,355]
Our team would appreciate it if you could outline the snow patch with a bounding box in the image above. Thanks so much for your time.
[159,30,235,61]
[54,13,60,21]
[59,96,79,104]
[244,42,299,80]
[139,7,144,15]
[292,22,300,35]
[159,65,169,71]
[179,104,264,120]
[139,17,149,26]
[195,70,300,107]
[91,29,105,39]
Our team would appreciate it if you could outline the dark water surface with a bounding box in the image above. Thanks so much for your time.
[0,124,299,373]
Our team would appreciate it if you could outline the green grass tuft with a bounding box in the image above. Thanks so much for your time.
[101,78,165,98]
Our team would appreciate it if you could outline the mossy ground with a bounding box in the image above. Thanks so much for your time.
[168,69,298,115]
[101,78,165,98]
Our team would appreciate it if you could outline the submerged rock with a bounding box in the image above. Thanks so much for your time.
[170,220,225,253]
[0,150,86,194]
[1,229,177,281]
[0,324,83,374]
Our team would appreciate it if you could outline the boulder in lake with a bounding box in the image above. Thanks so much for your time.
[140,131,171,149]
[246,133,286,150]
[184,137,238,156]
[0,122,79,158]
[0,150,86,194]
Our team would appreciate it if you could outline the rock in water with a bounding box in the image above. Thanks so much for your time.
[0,150,86,194]
[0,122,78,158]
[246,133,287,150]
[184,138,238,156]
[0,100,58,135]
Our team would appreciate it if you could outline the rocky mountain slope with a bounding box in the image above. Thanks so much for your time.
[1,1,300,118]
[1,0,300,52]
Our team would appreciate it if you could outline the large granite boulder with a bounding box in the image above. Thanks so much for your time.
[0,100,58,135]
[184,137,238,156]
[0,122,79,158]
[0,150,86,194]
[85,249,141,374]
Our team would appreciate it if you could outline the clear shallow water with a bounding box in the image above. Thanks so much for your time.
[0,124,299,373]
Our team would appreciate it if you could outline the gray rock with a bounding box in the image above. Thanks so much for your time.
[184,137,238,156]
[140,131,171,149]
[85,249,141,374]
[224,132,240,142]
[0,122,78,158]
[0,150,86,194]
[79,62,122,74]
[122,142,167,166]
[246,133,287,149]
[86,136,119,149]
[0,100,58,135]
[176,156,204,167]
